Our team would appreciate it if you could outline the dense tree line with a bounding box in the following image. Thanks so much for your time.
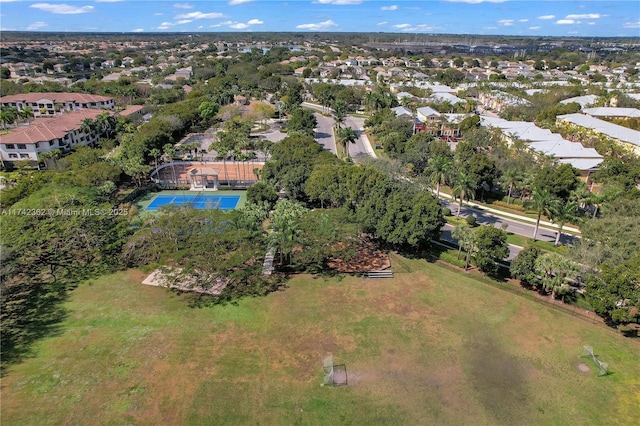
[263,134,444,250]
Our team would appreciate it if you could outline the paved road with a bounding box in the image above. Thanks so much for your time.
[313,111,337,155]
[439,198,576,246]
[345,115,377,161]
[303,102,375,160]
[302,102,337,155]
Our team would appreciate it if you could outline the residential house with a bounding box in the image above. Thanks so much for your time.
[391,106,414,120]
[557,113,640,156]
[478,90,530,112]
[0,93,115,117]
[583,107,640,119]
[429,92,465,107]
[0,109,111,164]
[415,106,441,135]
[440,113,469,139]
[233,95,248,106]
[480,115,603,181]
[559,94,598,109]
[119,105,145,120]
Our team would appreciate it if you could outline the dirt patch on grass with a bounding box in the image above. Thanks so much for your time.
[327,237,391,273]
[577,363,591,373]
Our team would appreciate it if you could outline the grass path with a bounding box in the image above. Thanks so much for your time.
[2,260,639,425]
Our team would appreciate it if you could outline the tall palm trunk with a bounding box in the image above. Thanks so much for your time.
[533,214,541,241]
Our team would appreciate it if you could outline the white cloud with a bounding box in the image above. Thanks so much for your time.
[377,21,388,26]
[27,21,48,30]
[566,13,603,19]
[315,0,362,4]
[528,26,541,30]
[538,15,555,20]
[587,22,596,25]
[132,28,144,32]
[225,18,264,29]
[173,3,194,9]
[157,22,174,30]
[482,26,498,30]
[176,19,192,25]
[519,19,528,23]
[154,13,163,16]
[556,19,576,25]
[296,19,338,30]
[623,20,640,29]
[175,11,224,20]
[412,24,436,31]
[30,3,94,14]
[498,19,514,26]
[228,0,253,5]
[381,5,398,11]
[393,23,436,32]
[95,0,124,3]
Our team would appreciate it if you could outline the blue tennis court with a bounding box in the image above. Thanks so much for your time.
[145,194,240,211]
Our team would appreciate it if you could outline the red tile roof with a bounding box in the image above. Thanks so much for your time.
[0,110,111,145]
[0,92,113,104]
[119,105,144,116]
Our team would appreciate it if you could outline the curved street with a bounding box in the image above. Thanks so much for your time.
[302,101,577,259]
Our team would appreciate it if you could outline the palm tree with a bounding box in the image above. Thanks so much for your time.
[452,224,475,269]
[526,187,556,241]
[39,148,62,170]
[80,118,96,138]
[501,168,522,205]
[333,100,347,129]
[214,131,235,186]
[19,106,34,125]
[534,252,578,299]
[426,155,452,198]
[550,199,579,246]
[149,148,161,172]
[337,126,358,159]
[452,171,475,218]
[163,143,177,186]
[274,100,285,120]
[0,107,18,129]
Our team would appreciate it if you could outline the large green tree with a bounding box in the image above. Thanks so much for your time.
[1,186,129,369]
[511,247,543,289]
[268,199,307,265]
[262,134,338,200]
[376,191,444,248]
[472,226,509,274]
[285,107,317,138]
[585,254,640,326]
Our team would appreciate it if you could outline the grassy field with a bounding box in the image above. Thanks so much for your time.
[2,256,639,425]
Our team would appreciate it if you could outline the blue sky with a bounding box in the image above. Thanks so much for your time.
[0,0,638,36]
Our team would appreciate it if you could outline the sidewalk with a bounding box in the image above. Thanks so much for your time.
[437,191,581,234]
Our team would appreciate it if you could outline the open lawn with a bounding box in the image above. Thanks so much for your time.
[2,256,639,425]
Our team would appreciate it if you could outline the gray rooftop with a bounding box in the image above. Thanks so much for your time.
[558,113,640,147]
[583,107,640,118]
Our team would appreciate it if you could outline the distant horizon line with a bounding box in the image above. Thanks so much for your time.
[2,30,638,40]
